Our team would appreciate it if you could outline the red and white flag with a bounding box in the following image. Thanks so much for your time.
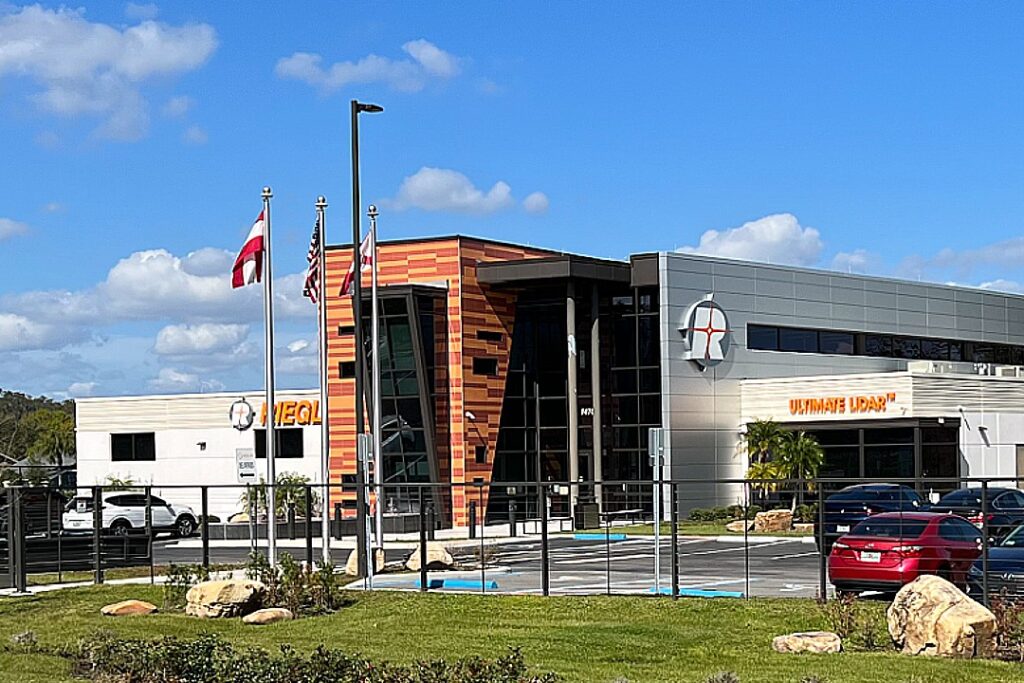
[303,215,322,304]
[340,232,372,296]
[232,212,265,288]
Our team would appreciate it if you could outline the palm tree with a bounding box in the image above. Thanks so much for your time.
[778,431,825,510]
[745,459,784,504]
[743,419,785,465]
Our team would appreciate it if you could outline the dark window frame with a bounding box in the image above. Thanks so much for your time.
[110,432,155,462]
[254,427,305,459]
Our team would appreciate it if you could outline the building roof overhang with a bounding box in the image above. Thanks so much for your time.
[476,254,630,286]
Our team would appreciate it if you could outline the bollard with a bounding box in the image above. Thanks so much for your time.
[508,500,517,538]
[468,501,477,540]
[334,503,343,541]
[287,501,297,540]
[201,487,210,570]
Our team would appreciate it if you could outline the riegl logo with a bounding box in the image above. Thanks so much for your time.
[680,295,730,368]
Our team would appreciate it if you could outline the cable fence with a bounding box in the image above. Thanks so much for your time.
[3,476,1024,607]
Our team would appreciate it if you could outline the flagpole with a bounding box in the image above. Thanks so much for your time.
[316,195,331,566]
[262,185,277,568]
[369,204,383,561]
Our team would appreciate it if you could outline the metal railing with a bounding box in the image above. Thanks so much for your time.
[2,476,1022,606]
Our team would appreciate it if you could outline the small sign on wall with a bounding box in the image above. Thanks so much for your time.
[236,448,257,483]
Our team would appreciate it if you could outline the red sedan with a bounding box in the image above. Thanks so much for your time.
[828,512,983,594]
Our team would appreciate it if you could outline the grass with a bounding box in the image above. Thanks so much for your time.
[27,563,245,586]
[614,521,813,537]
[0,586,1019,682]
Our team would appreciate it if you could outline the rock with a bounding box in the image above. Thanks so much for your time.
[771,631,842,654]
[404,542,455,572]
[242,607,294,625]
[725,520,754,533]
[793,523,815,534]
[344,548,386,576]
[185,579,265,618]
[754,509,793,533]
[101,599,158,617]
[887,574,996,658]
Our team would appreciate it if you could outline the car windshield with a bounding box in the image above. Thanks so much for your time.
[850,518,928,539]
[1000,525,1024,548]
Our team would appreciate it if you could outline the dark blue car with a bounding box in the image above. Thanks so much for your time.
[968,524,1024,601]
[819,483,927,553]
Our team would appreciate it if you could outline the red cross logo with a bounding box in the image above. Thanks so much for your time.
[682,299,730,366]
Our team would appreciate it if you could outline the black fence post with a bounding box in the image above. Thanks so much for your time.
[418,487,428,592]
[540,483,550,596]
[304,485,314,567]
[334,503,343,542]
[468,501,477,540]
[744,483,751,600]
[9,488,26,593]
[478,484,486,594]
[92,486,103,584]
[201,486,210,571]
[817,479,827,601]
[670,482,679,600]
[427,502,436,541]
[287,501,297,541]
[145,486,154,585]
[981,480,990,605]
[247,485,256,551]
[605,511,612,595]
[508,497,517,537]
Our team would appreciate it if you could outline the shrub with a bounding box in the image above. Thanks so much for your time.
[62,632,559,682]
[794,503,818,523]
[163,563,209,610]
[990,595,1024,662]
[244,550,349,616]
[817,593,889,651]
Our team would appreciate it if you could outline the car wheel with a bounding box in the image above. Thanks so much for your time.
[174,515,196,538]
[110,519,132,536]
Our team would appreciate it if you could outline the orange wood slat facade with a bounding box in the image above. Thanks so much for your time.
[324,237,553,525]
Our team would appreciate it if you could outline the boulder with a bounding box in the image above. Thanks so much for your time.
[725,519,754,533]
[887,574,996,658]
[793,523,815,534]
[344,548,386,576]
[754,509,793,533]
[771,631,842,654]
[101,599,158,617]
[227,511,250,523]
[404,542,455,572]
[242,607,294,625]
[185,579,265,618]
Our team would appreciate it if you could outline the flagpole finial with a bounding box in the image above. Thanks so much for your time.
[367,204,378,218]
[262,186,273,199]
[316,195,327,208]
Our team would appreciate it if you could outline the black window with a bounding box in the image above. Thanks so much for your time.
[255,428,304,458]
[475,445,487,464]
[921,339,949,361]
[339,361,356,379]
[893,337,922,359]
[819,331,854,355]
[337,325,355,336]
[747,325,778,351]
[472,357,498,376]
[779,328,818,353]
[994,491,1024,510]
[939,519,968,541]
[850,518,928,539]
[111,433,155,462]
[105,495,130,507]
[863,334,893,357]
[476,330,504,343]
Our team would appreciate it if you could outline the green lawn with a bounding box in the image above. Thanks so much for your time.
[0,586,1017,682]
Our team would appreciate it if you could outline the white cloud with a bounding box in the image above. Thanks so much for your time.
[275,39,460,93]
[287,339,310,353]
[41,202,64,213]
[181,124,207,145]
[522,191,549,215]
[148,367,224,393]
[67,381,97,397]
[0,5,217,141]
[161,95,193,118]
[391,167,514,214]
[0,313,68,351]
[831,249,877,274]
[124,3,159,21]
[0,217,29,240]
[154,323,249,356]
[978,279,1023,294]
[678,213,823,267]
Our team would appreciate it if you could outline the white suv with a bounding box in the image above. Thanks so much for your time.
[63,492,198,537]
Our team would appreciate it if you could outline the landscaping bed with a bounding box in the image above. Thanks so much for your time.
[1,587,1020,682]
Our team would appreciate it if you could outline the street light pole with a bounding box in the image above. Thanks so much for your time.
[350,99,383,579]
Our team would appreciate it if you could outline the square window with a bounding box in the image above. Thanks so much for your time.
[819,331,854,355]
[779,328,818,353]
[255,428,304,458]
[472,357,498,376]
[475,445,487,464]
[747,325,779,351]
[339,361,356,379]
[110,433,155,461]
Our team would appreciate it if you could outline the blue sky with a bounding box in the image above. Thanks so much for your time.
[2,2,1024,398]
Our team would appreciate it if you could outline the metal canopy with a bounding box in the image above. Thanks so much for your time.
[476,255,631,286]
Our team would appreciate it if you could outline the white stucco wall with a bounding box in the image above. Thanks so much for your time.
[960,411,1024,482]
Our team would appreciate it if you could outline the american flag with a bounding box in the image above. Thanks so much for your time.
[303,215,321,304]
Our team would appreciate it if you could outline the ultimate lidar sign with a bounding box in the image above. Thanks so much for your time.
[789,392,897,416]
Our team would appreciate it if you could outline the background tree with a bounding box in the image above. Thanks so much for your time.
[239,471,321,519]
[743,418,785,465]
[777,431,825,510]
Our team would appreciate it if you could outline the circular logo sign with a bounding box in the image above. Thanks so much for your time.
[680,296,731,368]
[229,398,255,431]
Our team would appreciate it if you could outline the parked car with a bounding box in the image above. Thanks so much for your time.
[967,523,1024,600]
[819,483,927,552]
[62,492,197,537]
[828,512,983,595]
[930,487,1024,541]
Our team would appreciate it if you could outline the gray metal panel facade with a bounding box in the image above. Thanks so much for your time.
[658,251,1024,499]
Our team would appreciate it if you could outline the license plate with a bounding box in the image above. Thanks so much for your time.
[837,525,850,533]
[860,551,881,563]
